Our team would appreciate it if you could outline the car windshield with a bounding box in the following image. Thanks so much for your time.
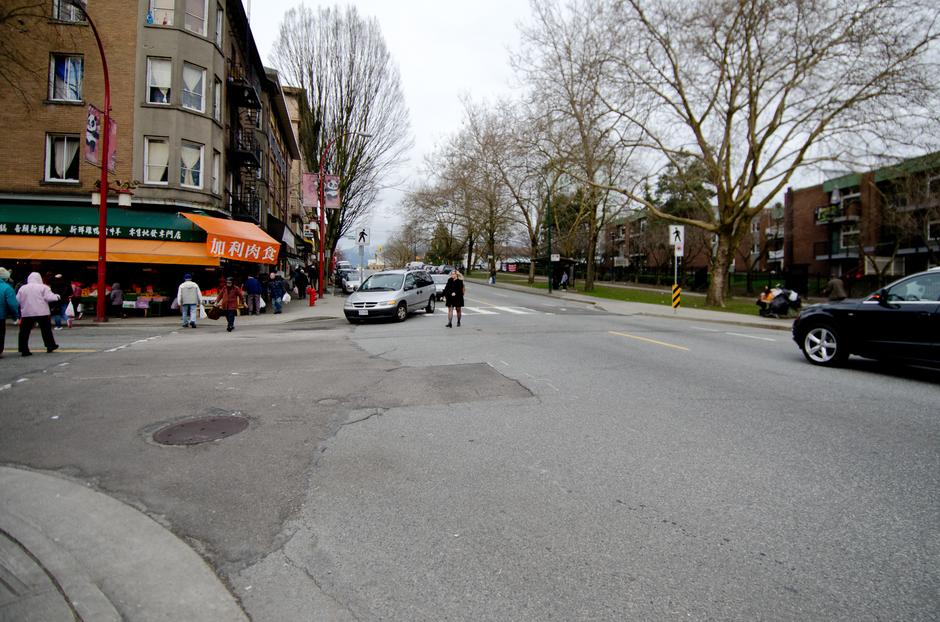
[359,273,404,291]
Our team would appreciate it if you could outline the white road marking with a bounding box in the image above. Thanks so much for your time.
[0,384,11,392]
[463,306,498,315]
[499,360,510,366]
[492,306,531,314]
[692,326,722,332]
[725,332,777,342]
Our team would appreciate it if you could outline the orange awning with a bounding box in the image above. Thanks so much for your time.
[0,235,219,266]
[181,213,280,265]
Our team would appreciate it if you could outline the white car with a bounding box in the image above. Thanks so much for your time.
[344,269,436,323]
[431,273,450,300]
[341,270,362,294]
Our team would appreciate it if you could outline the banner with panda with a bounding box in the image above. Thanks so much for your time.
[84,104,117,173]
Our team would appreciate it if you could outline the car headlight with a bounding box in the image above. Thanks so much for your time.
[385,299,397,306]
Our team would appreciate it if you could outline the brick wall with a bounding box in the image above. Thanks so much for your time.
[0,0,140,197]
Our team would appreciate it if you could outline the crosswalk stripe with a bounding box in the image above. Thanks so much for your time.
[492,306,531,314]
[463,306,498,315]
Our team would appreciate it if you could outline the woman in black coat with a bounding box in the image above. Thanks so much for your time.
[442,270,465,328]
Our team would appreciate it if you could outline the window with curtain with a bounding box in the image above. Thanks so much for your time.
[213,77,221,121]
[45,135,80,181]
[212,150,221,194]
[147,58,171,104]
[181,141,203,188]
[215,5,223,46]
[182,63,205,112]
[184,0,207,35]
[145,137,169,184]
[53,0,85,22]
[149,0,174,26]
[49,55,83,101]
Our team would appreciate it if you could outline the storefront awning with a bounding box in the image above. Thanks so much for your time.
[0,235,219,266]
[181,213,280,265]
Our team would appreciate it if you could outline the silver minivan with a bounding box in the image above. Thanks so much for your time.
[343,269,436,323]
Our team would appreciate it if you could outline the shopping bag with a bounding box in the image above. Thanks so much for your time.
[170,297,180,310]
[65,301,75,318]
[282,293,291,303]
[205,305,221,320]
[259,297,266,309]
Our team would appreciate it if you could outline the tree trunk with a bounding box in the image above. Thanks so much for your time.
[528,237,538,284]
[706,232,735,306]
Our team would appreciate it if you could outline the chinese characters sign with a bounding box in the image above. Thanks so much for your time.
[205,234,279,264]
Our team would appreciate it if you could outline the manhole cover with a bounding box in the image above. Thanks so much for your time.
[153,415,249,445]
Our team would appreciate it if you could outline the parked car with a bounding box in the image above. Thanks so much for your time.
[792,267,940,367]
[431,274,450,300]
[344,269,436,323]
[339,269,361,294]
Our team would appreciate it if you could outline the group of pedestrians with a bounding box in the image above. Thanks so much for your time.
[0,268,63,357]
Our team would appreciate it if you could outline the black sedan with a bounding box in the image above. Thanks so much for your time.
[792,268,940,367]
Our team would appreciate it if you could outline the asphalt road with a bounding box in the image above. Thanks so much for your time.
[1,287,937,621]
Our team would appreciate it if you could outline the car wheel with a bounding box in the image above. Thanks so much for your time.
[801,323,848,366]
[396,302,408,322]
[426,296,435,314]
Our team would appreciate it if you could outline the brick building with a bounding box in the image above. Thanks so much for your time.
[785,152,940,290]
[0,0,303,297]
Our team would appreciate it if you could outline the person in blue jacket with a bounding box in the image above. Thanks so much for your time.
[0,267,20,357]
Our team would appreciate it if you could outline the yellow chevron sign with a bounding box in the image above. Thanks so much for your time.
[672,284,681,308]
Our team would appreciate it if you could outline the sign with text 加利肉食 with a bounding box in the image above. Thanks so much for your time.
[205,235,279,264]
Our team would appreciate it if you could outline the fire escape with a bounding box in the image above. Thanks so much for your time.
[226,62,262,224]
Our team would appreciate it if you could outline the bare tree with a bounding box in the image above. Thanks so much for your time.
[272,4,412,260]
[514,0,636,290]
[597,0,940,305]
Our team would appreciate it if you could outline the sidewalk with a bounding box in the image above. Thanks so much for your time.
[68,289,346,329]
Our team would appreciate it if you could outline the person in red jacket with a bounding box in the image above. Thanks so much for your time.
[215,276,243,332]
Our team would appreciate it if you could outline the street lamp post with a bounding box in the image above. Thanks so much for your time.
[69,0,111,322]
[317,132,371,296]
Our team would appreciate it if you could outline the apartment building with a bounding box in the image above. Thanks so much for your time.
[785,152,940,282]
[0,0,302,292]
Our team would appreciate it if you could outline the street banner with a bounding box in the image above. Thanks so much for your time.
[323,175,341,209]
[302,173,318,208]
[84,105,117,173]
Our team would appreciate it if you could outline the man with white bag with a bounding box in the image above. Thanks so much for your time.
[177,273,202,328]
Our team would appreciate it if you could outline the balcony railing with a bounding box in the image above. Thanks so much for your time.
[815,203,860,224]
[230,129,261,168]
[814,240,859,259]
[767,249,785,260]
[231,189,261,224]
[765,226,784,239]
[226,62,261,109]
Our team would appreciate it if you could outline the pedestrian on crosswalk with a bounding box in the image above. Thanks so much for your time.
[443,270,465,328]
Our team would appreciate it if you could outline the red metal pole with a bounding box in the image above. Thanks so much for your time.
[76,4,111,322]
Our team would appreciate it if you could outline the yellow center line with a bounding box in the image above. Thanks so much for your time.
[608,331,689,351]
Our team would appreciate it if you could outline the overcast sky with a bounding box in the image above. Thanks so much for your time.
[243,0,534,249]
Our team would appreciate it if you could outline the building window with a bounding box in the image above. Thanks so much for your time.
[184,0,208,36]
[212,150,221,194]
[144,137,169,184]
[53,0,85,22]
[928,219,939,241]
[182,63,205,112]
[45,134,80,182]
[180,141,204,188]
[147,58,172,104]
[48,54,83,102]
[840,224,859,251]
[215,4,223,47]
[149,0,174,26]
[213,77,221,121]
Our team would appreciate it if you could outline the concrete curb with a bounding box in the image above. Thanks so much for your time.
[0,467,248,621]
